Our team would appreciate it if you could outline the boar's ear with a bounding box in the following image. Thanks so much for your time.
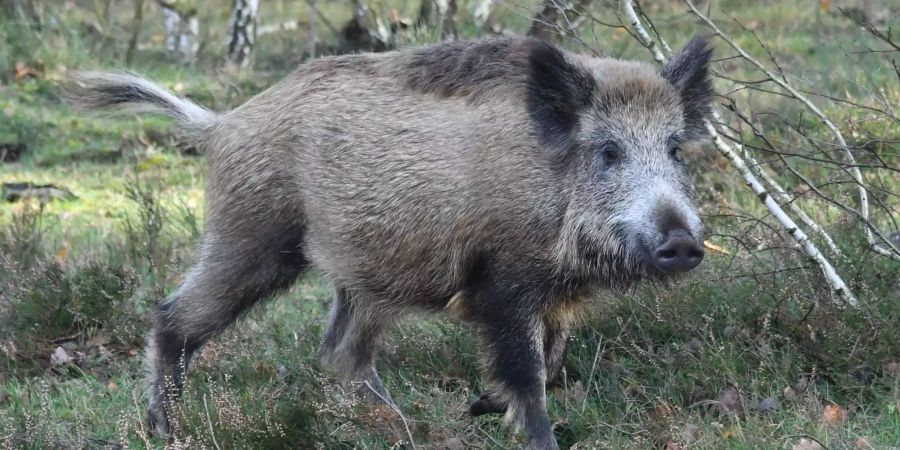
[525,39,597,150]
[662,36,714,140]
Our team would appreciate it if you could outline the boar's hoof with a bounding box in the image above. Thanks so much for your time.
[469,392,508,416]
[145,407,170,437]
[524,437,560,450]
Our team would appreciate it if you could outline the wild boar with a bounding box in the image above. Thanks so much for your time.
[65,35,712,449]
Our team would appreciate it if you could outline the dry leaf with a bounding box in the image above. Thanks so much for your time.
[439,437,465,450]
[0,341,16,361]
[721,426,738,440]
[783,386,797,401]
[14,62,37,81]
[685,337,703,356]
[85,333,109,348]
[681,423,701,445]
[55,245,69,264]
[792,438,824,450]
[651,401,675,419]
[50,346,73,367]
[884,361,900,377]
[822,403,848,426]
[717,384,744,415]
[703,240,731,255]
[570,380,587,404]
[795,376,809,392]
[756,396,780,415]
[855,437,873,449]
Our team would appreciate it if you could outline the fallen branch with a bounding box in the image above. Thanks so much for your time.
[721,102,843,256]
[2,182,77,203]
[684,0,898,260]
[621,0,858,306]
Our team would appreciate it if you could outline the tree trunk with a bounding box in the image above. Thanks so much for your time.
[417,0,457,40]
[528,0,562,40]
[440,0,457,40]
[340,0,388,53]
[473,0,495,31]
[158,0,199,63]
[416,0,433,28]
[308,0,317,58]
[226,0,259,69]
[125,0,146,66]
[528,0,594,41]
[5,0,43,29]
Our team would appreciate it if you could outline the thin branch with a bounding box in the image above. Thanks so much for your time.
[364,381,417,450]
[621,0,859,306]
[683,0,899,260]
[840,7,900,52]
[580,334,604,414]
[725,100,845,256]
[202,394,223,450]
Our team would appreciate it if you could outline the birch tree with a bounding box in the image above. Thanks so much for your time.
[473,0,494,30]
[417,0,458,40]
[226,0,259,69]
[158,0,199,63]
[528,0,594,42]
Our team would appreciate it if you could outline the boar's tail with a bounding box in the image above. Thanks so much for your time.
[62,71,218,144]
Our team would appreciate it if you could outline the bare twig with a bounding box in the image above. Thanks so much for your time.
[202,393,223,450]
[683,0,898,260]
[840,7,900,52]
[782,435,832,450]
[621,0,859,306]
[723,101,843,256]
[364,381,417,450]
[580,334,603,414]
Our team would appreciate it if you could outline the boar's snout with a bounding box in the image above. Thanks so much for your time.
[652,229,704,273]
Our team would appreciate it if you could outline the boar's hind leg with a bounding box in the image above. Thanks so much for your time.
[320,287,352,360]
[144,231,307,436]
[320,289,393,404]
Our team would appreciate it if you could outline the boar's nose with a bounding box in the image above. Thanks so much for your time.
[652,230,704,273]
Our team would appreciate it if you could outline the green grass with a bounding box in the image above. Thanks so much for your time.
[2,1,899,449]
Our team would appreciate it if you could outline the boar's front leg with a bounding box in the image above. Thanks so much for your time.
[473,282,558,450]
[542,310,572,386]
[470,311,571,418]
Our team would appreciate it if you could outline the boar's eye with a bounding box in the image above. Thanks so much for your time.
[668,139,682,163]
[597,141,621,167]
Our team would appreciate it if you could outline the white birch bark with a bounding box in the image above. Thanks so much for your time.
[227,0,259,68]
[159,1,199,63]
[622,0,859,306]
[683,0,898,260]
[473,0,494,29]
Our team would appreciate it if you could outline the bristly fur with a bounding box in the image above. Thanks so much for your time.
[403,38,527,101]
[63,35,714,450]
